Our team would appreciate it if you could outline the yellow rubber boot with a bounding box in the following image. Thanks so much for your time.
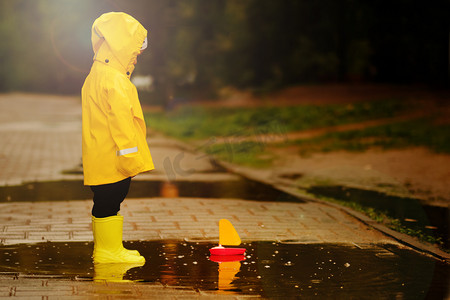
[92,215,145,264]
[116,213,140,257]
[92,215,141,257]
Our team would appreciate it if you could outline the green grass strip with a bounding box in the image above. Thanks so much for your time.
[144,99,409,140]
[292,118,450,155]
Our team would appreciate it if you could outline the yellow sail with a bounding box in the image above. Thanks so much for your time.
[219,219,241,246]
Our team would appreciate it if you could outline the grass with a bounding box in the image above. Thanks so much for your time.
[144,99,450,167]
[292,118,450,156]
[144,99,409,141]
[202,141,275,168]
[197,116,450,168]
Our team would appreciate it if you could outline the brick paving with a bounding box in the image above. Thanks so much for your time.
[0,198,394,246]
[0,94,407,298]
[0,275,253,299]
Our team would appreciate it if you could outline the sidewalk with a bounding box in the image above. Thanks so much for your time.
[0,93,442,298]
[0,93,398,245]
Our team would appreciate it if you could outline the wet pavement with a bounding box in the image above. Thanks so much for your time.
[0,94,448,299]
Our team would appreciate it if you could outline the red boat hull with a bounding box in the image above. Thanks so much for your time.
[209,247,246,256]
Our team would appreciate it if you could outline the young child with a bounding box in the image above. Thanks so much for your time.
[81,12,154,264]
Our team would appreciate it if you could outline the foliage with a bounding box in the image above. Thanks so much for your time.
[0,0,104,93]
[0,0,447,95]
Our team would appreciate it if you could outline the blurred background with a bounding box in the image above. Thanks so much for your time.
[0,0,448,99]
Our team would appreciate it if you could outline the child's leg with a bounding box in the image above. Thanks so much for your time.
[90,177,131,218]
[90,177,144,263]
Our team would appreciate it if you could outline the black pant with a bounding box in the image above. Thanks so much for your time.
[90,177,131,218]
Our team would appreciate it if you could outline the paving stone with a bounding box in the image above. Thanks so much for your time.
[0,195,400,245]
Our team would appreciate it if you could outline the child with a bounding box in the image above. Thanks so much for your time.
[81,12,154,264]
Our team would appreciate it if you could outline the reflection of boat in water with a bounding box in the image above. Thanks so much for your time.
[209,257,244,293]
[217,260,242,291]
[209,219,246,256]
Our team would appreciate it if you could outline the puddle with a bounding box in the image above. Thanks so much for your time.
[0,179,303,203]
[0,241,448,298]
[307,185,449,248]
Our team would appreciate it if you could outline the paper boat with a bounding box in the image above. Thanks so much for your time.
[209,219,246,256]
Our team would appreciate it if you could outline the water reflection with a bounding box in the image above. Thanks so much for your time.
[218,261,242,293]
[159,241,180,286]
[94,262,144,282]
[159,181,179,198]
[210,255,245,293]
[0,241,447,298]
[0,179,303,202]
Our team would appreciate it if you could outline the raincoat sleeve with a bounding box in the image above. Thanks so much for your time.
[106,80,144,177]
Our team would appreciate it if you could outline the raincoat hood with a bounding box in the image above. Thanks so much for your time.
[91,12,147,78]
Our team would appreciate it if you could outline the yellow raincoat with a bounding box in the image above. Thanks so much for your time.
[82,12,154,186]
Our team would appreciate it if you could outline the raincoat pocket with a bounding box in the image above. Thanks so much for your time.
[116,151,145,178]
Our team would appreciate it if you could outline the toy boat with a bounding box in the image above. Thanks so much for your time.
[209,219,246,256]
